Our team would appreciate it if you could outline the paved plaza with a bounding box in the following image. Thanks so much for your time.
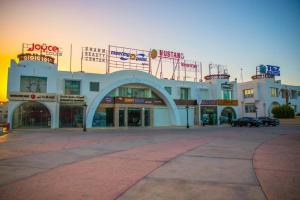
[0,125,299,200]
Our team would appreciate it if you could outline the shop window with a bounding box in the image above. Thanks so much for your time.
[180,88,190,100]
[119,108,125,127]
[164,87,172,95]
[13,101,51,128]
[90,82,99,92]
[291,90,297,99]
[59,105,83,128]
[20,76,47,93]
[65,80,81,95]
[243,89,254,98]
[245,104,256,113]
[92,107,114,127]
[270,87,279,97]
[118,87,152,98]
[281,89,288,98]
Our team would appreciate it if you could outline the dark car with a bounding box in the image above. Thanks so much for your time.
[258,117,280,126]
[231,117,262,127]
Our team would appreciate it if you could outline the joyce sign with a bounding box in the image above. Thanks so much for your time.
[24,43,62,56]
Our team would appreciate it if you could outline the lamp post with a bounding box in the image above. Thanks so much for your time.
[186,105,189,128]
[83,103,87,132]
[255,106,258,119]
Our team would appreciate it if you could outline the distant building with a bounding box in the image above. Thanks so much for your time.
[0,102,8,124]
[238,67,300,118]
[7,60,239,129]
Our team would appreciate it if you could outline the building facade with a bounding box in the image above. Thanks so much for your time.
[238,75,300,118]
[7,60,239,129]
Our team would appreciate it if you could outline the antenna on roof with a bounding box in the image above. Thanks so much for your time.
[240,68,244,83]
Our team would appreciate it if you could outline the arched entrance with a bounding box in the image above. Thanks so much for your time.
[220,107,236,124]
[86,70,180,128]
[12,101,51,128]
[92,83,168,127]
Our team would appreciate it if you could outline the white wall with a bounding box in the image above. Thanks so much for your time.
[153,107,171,126]
[177,106,195,126]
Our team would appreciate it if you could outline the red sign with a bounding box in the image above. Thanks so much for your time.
[18,53,55,64]
[181,62,197,69]
[158,50,184,60]
[200,100,218,105]
[27,43,59,52]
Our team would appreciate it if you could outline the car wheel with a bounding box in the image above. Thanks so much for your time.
[247,122,251,127]
[266,122,269,126]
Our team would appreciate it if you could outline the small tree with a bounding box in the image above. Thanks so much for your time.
[272,105,295,118]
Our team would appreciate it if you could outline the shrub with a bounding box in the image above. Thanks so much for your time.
[272,105,295,118]
[296,113,300,116]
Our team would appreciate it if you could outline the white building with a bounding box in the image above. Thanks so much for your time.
[7,60,239,129]
[238,73,300,118]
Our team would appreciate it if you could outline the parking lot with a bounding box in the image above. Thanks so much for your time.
[0,124,299,200]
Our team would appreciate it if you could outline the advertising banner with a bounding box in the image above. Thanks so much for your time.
[82,47,106,62]
[8,92,57,102]
[108,45,150,72]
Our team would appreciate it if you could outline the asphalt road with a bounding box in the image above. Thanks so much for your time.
[0,125,299,200]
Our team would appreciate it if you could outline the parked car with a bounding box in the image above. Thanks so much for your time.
[231,117,262,127]
[258,117,280,126]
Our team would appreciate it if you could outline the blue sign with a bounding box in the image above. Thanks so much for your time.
[111,51,147,61]
[259,64,280,76]
[266,65,280,76]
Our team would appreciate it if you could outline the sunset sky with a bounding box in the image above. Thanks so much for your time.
[0,0,300,101]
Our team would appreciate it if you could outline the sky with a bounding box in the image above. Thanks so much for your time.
[0,0,300,101]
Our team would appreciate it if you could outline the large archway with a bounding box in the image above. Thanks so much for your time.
[86,70,180,128]
[220,107,236,124]
[12,101,51,128]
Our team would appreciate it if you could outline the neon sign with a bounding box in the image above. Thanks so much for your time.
[181,62,197,69]
[259,64,280,76]
[18,53,55,64]
[152,49,184,60]
[23,43,62,56]
[27,43,59,52]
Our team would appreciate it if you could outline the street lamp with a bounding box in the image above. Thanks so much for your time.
[186,105,189,128]
[83,103,87,132]
[255,106,258,119]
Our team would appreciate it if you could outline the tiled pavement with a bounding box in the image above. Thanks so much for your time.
[0,125,299,200]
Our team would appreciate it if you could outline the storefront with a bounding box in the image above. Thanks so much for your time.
[59,95,86,128]
[200,99,238,125]
[8,92,56,128]
[92,92,164,128]
[220,107,236,124]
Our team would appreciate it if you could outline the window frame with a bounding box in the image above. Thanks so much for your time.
[89,82,100,92]
[20,76,47,93]
[64,80,81,95]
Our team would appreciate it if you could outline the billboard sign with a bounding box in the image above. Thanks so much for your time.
[150,49,184,60]
[18,53,55,64]
[108,45,150,72]
[221,83,233,90]
[23,43,63,56]
[82,47,106,62]
[266,65,280,76]
[259,64,280,76]
[8,92,57,102]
